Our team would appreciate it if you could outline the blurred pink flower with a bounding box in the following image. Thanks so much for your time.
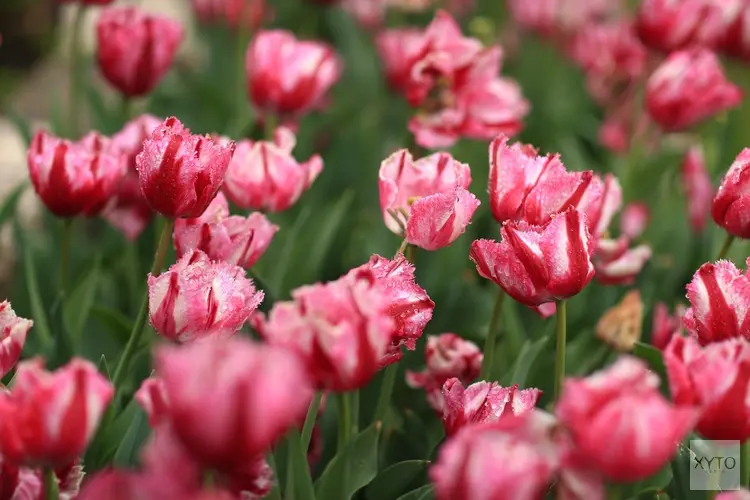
[712,148,750,238]
[592,237,652,285]
[0,301,32,379]
[651,302,685,350]
[191,0,267,30]
[508,0,614,35]
[682,145,714,233]
[620,202,649,240]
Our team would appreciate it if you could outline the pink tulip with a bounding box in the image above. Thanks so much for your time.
[77,470,184,500]
[112,114,163,172]
[470,208,595,307]
[0,358,114,468]
[135,377,169,427]
[592,238,652,285]
[712,148,750,238]
[646,48,742,132]
[191,0,267,31]
[405,189,480,251]
[507,0,614,35]
[60,0,114,4]
[579,173,622,239]
[598,114,630,154]
[0,301,32,379]
[28,130,126,218]
[96,6,184,97]
[683,259,750,344]
[222,127,322,213]
[137,117,235,218]
[682,145,714,233]
[620,202,649,240]
[375,28,429,93]
[717,490,750,500]
[556,357,695,482]
[721,4,750,61]
[651,302,685,350]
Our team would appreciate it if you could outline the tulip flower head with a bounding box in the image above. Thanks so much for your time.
[712,148,750,238]
[683,145,714,233]
[0,301,32,379]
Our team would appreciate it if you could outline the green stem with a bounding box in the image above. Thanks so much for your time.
[68,5,87,138]
[716,234,736,261]
[373,363,398,423]
[301,392,323,451]
[350,390,359,436]
[264,113,278,141]
[111,218,174,389]
[606,484,621,500]
[59,218,73,296]
[203,470,215,489]
[397,238,409,255]
[43,468,58,500]
[338,392,352,453]
[554,299,567,400]
[479,290,506,380]
[741,439,750,488]
[121,97,132,122]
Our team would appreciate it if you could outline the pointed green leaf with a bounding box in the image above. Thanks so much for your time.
[315,424,381,500]
[503,335,549,387]
[20,234,53,350]
[63,259,101,341]
[85,84,117,134]
[285,428,315,500]
[98,355,111,381]
[633,341,668,391]
[303,190,354,282]
[91,306,132,345]
[0,182,27,228]
[272,206,312,293]
[4,108,33,146]
[366,460,429,500]
[113,405,149,467]
[395,484,435,500]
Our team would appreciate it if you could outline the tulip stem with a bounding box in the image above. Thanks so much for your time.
[59,218,73,296]
[264,113,277,141]
[554,299,567,400]
[397,238,409,255]
[479,290,506,381]
[716,234,736,261]
[338,391,352,453]
[111,218,174,390]
[68,4,87,138]
[43,468,58,500]
[373,363,398,423]
[120,97,132,122]
[301,391,323,451]
[742,440,750,488]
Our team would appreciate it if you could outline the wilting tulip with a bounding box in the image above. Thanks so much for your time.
[405,189,480,251]
[620,202,649,240]
[636,0,741,52]
[223,127,322,212]
[406,333,482,412]
[592,238,652,285]
[28,130,126,218]
[136,117,235,218]
[651,302,685,350]
[682,146,714,233]
[246,30,341,120]
[0,301,32,378]
[683,259,750,344]
[254,269,394,391]
[191,0,267,31]
[155,338,312,471]
[148,249,263,342]
[379,150,472,234]
[665,336,750,441]
[470,208,595,307]
[96,6,184,97]
[0,358,114,468]
[712,148,750,238]
[173,193,278,269]
[375,28,428,93]
[347,254,434,364]
[646,48,742,132]
[556,357,695,482]
[441,378,541,436]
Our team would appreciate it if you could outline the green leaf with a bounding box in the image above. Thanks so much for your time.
[91,306,132,345]
[112,405,149,467]
[271,206,312,294]
[3,107,33,146]
[504,335,549,387]
[0,182,27,228]
[85,84,116,134]
[303,189,354,282]
[315,423,381,500]
[98,354,111,381]
[395,484,435,500]
[20,235,53,350]
[632,341,668,391]
[63,258,101,342]
[667,443,705,500]
[285,428,315,500]
[621,463,672,499]
[366,460,429,500]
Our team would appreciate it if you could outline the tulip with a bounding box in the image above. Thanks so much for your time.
[507,0,614,35]
[568,21,647,85]
[60,0,114,4]
[222,127,322,212]
[135,377,169,427]
[0,358,114,468]
[470,208,595,307]
[441,378,541,436]
[556,357,695,482]
[717,490,750,500]
[112,114,163,171]
[27,130,126,218]
[405,189,480,251]
[620,202,649,240]
[375,28,429,93]
[136,117,235,218]
[682,145,714,233]
[155,338,312,471]
[77,471,181,500]
[406,333,482,413]
[712,148,750,238]
[683,259,750,344]
[191,0,266,31]
[0,301,32,379]
[254,269,395,391]
[148,249,263,342]
[722,5,750,62]
[0,460,83,500]
[665,336,750,441]
[246,30,342,120]
[651,302,686,350]
[592,238,652,285]
[646,48,742,132]
[96,6,184,97]
[599,115,630,154]
[579,173,622,239]
[173,192,278,269]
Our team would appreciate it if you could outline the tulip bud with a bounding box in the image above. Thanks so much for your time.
[136,117,235,218]
[0,301,32,379]
[173,192,278,269]
[405,189,480,251]
[0,358,114,468]
[646,48,742,132]
[27,130,127,218]
[682,145,714,233]
[651,302,685,350]
[222,127,322,212]
[148,249,263,342]
[712,148,750,238]
[556,357,695,482]
[246,30,342,120]
[470,208,595,307]
[592,238,652,285]
[620,202,649,240]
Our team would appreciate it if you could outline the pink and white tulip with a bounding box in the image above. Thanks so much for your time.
[682,145,714,234]
[712,148,750,238]
[0,301,32,378]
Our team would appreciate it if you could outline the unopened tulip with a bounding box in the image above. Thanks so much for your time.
[651,302,685,350]
[0,358,114,468]
[136,117,235,218]
[96,6,184,97]
[0,301,32,378]
[556,357,695,482]
[646,48,742,132]
[405,189,480,251]
[155,338,312,471]
[223,127,322,212]
[254,269,395,391]
[592,238,652,285]
[682,146,713,233]
[712,148,750,238]
[620,202,649,240]
[665,336,750,441]
[148,249,263,342]
[442,378,541,436]
[683,260,750,344]
[406,333,482,412]
[191,0,266,31]
[246,30,341,120]
[347,254,434,364]
[375,28,428,93]
[135,377,169,427]
[28,130,126,218]
[470,208,595,307]
[173,192,277,269]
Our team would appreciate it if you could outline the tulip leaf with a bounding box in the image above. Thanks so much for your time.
[621,463,672,499]
[315,423,381,500]
[63,258,101,343]
[503,335,549,388]
[632,341,668,392]
[366,460,429,500]
[3,107,33,147]
[271,206,312,294]
[667,443,705,500]
[284,428,315,500]
[395,484,435,500]
[91,306,132,345]
[113,405,149,467]
[16,225,53,351]
[0,182,27,228]
[303,189,354,283]
[98,354,111,381]
[85,84,118,135]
